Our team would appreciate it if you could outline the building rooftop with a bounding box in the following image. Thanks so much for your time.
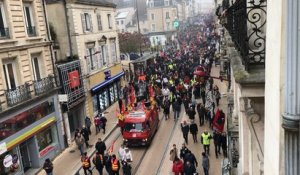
[46,0,117,7]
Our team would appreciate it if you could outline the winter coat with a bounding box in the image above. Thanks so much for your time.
[189,123,198,134]
[172,160,184,175]
[181,124,190,135]
[202,156,210,170]
[95,141,106,154]
[183,163,196,175]
[75,135,84,147]
[169,148,178,161]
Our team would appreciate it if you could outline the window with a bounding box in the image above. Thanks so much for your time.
[3,61,17,90]
[100,44,108,66]
[31,56,41,80]
[97,14,102,30]
[86,47,97,72]
[121,20,124,25]
[0,2,9,38]
[165,0,170,6]
[108,14,112,29]
[116,21,119,25]
[151,24,155,32]
[81,13,93,32]
[124,123,143,132]
[151,14,154,20]
[149,1,154,7]
[23,3,36,36]
[166,22,170,30]
[110,39,117,63]
[166,12,170,19]
[0,99,55,140]
[36,127,54,152]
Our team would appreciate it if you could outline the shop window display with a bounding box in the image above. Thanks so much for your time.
[0,99,55,140]
[92,95,98,115]
[36,127,54,152]
[109,86,115,103]
[0,149,20,174]
[113,83,119,100]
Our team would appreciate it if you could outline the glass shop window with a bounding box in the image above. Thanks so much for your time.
[36,127,53,151]
[0,148,21,174]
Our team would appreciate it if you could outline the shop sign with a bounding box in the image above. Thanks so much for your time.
[68,70,80,88]
[0,142,7,155]
[104,70,111,80]
[3,154,13,167]
[39,146,55,157]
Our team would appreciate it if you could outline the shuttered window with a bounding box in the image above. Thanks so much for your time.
[81,13,93,32]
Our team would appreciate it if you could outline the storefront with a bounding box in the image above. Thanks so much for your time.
[0,96,64,174]
[91,72,124,115]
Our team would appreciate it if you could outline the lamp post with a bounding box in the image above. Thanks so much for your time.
[135,0,142,56]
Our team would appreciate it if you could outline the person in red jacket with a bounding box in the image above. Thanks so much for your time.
[172,156,183,175]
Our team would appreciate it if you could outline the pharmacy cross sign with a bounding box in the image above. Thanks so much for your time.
[173,20,179,28]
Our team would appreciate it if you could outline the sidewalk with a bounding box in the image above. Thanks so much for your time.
[37,102,119,175]
[158,64,229,175]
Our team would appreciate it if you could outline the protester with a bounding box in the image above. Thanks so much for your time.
[181,121,190,144]
[202,152,210,175]
[189,120,198,143]
[172,156,183,175]
[43,158,53,175]
[122,160,132,175]
[95,138,106,156]
[123,147,133,162]
[169,144,178,162]
[75,132,85,155]
[81,152,92,175]
[110,154,120,175]
[93,152,104,175]
[85,116,92,135]
[81,125,90,147]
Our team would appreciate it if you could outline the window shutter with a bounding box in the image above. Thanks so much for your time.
[81,14,86,32]
[92,47,98,70]
[89,14,93,32]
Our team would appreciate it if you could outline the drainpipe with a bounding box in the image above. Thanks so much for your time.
[42,0,57,87]
[63,0,73,56]
[282,0,300,174]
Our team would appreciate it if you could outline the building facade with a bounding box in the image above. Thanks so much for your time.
[216,0,266,174]
[147,0,178,46]
[46,0,123,144]
[0,0,64,174]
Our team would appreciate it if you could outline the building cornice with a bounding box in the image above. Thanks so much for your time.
[0,41,52,53]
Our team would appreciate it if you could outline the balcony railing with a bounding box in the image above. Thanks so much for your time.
[5,83,31,107]
[224,0,267,70]
[33,76,55,96]
[0,27,10,39]
[3,75,56,109]
[27,26,36,37]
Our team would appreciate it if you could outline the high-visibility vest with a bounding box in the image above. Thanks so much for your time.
[82,157,90,168]
[111,159,119,171]
[202,133,211,145]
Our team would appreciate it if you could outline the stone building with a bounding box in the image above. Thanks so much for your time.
[0,0,64,174]
[46,0,123,144]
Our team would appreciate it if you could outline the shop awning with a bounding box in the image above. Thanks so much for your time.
[91,72,124,94]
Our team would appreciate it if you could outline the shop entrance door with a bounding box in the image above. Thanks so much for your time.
[20,140,31,172]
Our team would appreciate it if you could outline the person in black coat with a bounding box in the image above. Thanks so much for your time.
[173,99,181,120]
[81,125,90,147]
[93,152,104,175]
[122,160,132,175]
[184,150,198,167]
[181,121,190,144]
[220,132,228,157]
[187,107,196,120]
[95,138,106,155]
[183,160,197,175]
[189,120,198,143]
[180,143,189,161]
[213,130,222,158]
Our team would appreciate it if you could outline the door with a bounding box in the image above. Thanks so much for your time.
[19,141,31,172]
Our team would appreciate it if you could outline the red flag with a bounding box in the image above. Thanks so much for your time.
[212,109,226,132]
[108,140,115,154]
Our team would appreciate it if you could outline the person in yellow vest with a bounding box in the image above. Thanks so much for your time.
[201,130,212,155]
[81,152,92,175]
[111,154,120,175]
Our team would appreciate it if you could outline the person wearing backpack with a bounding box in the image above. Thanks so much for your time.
[93,152,104,175]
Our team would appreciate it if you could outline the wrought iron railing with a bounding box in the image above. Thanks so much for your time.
[5,83,31,107]
[224,0,267,70]
[0,27,10,38]
[33,76,55,96]
[27,26,36,37]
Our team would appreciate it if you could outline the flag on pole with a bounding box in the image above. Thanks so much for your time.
[212,108,226,132]
[108,140,115,155]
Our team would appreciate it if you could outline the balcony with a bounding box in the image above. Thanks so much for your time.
[27,26,36,37]
[0,27,10,39]
[33,76,55,96]
[5,83,31,107]
[2,75,56,109]
[224,0,267,70]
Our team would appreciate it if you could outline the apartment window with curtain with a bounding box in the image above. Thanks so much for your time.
[108,14,112,29]
[97,14,102,30]
[110,39,117,63]
[3,60,18,90]
[99,44,108,66]
[86,46,99,73]
[23,3,36,36]
[165,0,170,6]
[0,2,9,38]
[31,56,41,80]
[81,13,93,32]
